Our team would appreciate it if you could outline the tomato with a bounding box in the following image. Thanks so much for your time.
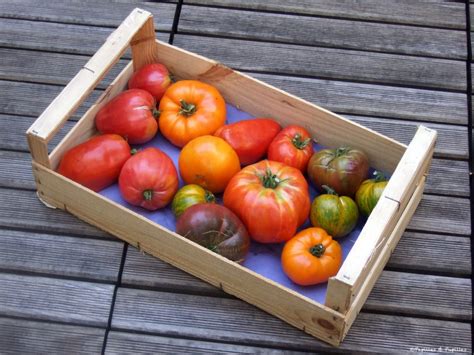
[267,125,314,172]
[356,171,388,216]
[128,63,172,101]
[171,184,216,217]
[57,134,131,192]
[281,227,342,286]
[159,80,226,147]
[307,147,369,197]
[310,185,359,238]
[176,204,250,262]
[119,147,178,210]
[95,89,159,144]
[223,160,310,243]
[179,136,240,193]
[214,118,281,165]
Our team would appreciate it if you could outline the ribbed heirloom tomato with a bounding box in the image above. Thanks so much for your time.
[224,160,310,243]
[128,63,172,101]
[159,80,226,147]
[282,227,342,286]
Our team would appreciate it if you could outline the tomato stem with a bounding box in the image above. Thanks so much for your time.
[292,133,311,150]
[373,170,387,182]
[205,190,216,203]
[260,168,282,189]
[179,99,197,117]
[310,243,325,258]
[322,185,337,195]
[335,146,350,158]
[130,148,138,155]
[143,189,154,201]
[152,108,160,119]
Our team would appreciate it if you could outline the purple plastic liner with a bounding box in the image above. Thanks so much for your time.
[100,104,376,304]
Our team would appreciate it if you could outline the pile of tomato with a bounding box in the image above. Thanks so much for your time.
[58,63,389,287]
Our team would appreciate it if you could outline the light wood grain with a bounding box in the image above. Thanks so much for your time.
[173,35,467,91]
[0,273,113,326]
[186,0,466,29]
[0,317,105,355]
[179,5,466,59]
[0,229,122,281]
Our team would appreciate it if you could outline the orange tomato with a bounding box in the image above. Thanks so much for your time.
[179,135,240,193]
[159,80,226,147]
[281,227,342,286]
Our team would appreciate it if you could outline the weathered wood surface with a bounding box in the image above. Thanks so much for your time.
[0,273,113,326]
[0,318,105,355]
[179,5,467,59]
[187,0,466,29]
[173,35,467,91]
[111,287,471,353]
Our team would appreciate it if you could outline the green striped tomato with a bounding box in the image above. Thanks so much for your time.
[355,171,388,216]
[310,186,359,238]
[171,184,216,217]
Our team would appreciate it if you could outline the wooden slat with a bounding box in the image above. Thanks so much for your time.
[0,188,109,239]
[173,35,466,91]
[0,229,122,281]
[0,18,170,56]
[179,5,466,59]
[0,0,176,30]
[0,317,105,355]
[106,331,300,354]
[187,0,466,29]
[111,287,471,352]
[0,273,113,326]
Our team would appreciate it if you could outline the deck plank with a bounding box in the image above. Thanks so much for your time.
[0,273,113,326]
[173,35,466,91]
[187,0,466,29]
[0,317,105,355]
[0,229,122,281]
[179,5,466,59]
[111,287,471,352]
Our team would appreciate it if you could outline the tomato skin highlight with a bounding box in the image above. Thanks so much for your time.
[57,134,131,192]
[176,203,250,262]
[95,89,158,144]
[128,63,172,101]
[224,160,310,243]
[282,227,342,286]
[214,118,281,165]
[179,135,241,194]
[267,125,314,172]
[159,80,226,147]
[171,184,216,218]
[119,147,179,211]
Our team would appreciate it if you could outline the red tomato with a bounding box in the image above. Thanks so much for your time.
[214,118,281,165]
[224,160,310,243]
[95,89,159,144]
[119,148,179,210]
[128,63,172,101]
[267,125,314,172]
[57,134,131,192]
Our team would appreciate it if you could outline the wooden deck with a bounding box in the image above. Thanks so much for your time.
[0,0,472,353]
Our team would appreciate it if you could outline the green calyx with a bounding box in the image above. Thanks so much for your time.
[143,189,154,201]
[130,148,138,155]
[373,170,387,183]
[322,185,337,196]
[260,168,282,189]
[179,99,197,117]
[205,190,216,203]
[152,107,160,119]
[310,243,325,258]
[292,133,311,150]
[335,146,351,158]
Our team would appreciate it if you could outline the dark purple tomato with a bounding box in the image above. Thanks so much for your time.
[176,204,250,263]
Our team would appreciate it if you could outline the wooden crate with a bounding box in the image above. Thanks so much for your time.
[26,9,436,346]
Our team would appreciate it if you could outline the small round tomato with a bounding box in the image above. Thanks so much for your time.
[176,204,250,262]
[310,186,359,238]
[57,134,131,192]
[356,171,388,216]
[171,184,216,217]
[268,125,314,172]
[307,147,369,197]
[119,148,178,210]
[223,160,310,243]
[95,89,159,144]
[214,118,281,165]
[128,63,172,101]
[179,135,240,193]
[159,80,226,147]
[282,227,342,286]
